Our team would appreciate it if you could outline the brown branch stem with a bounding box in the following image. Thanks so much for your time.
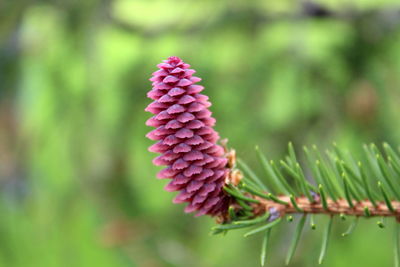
[251,196,400,219]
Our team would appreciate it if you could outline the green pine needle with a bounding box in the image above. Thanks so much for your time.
[318,184,329,211]
[359,162,378,207]
[244,218,282,237]
[223,186,260,204]
[260,229,271,266]
[290,194,303,212]
[229,206,237,220]
[240,183,270,200]
[233,212,270,225]
[378,181,395,212]
[296,163,316,201]
[319,216,333,265]
[377,154,400,200]
[285,215,307,265]
[268,193,289,205]
[315,160,338,201]
[235,199,253,211]
[256,146,293,194]
[238,158,269,192]
[310,214,317,230]
[342,174,354,208]
[342,217,359,237]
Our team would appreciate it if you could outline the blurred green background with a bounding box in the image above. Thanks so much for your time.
[1,0,400,266]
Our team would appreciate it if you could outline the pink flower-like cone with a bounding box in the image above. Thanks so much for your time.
[145,57,230,216]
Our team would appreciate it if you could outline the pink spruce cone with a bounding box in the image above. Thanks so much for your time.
[145,56,230,216]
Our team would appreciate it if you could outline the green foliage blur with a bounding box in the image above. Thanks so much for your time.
[1,0,400,266]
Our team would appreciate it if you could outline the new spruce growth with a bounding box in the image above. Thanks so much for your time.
[145,57,230,216]
[146,57,400,266]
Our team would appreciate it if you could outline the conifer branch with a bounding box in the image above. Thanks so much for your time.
[249,195,400,218]
[217,142,400,266]
[145,57,400,266]
[222,143,400,222]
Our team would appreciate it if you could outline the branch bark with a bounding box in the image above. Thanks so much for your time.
[251,195,400,220]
